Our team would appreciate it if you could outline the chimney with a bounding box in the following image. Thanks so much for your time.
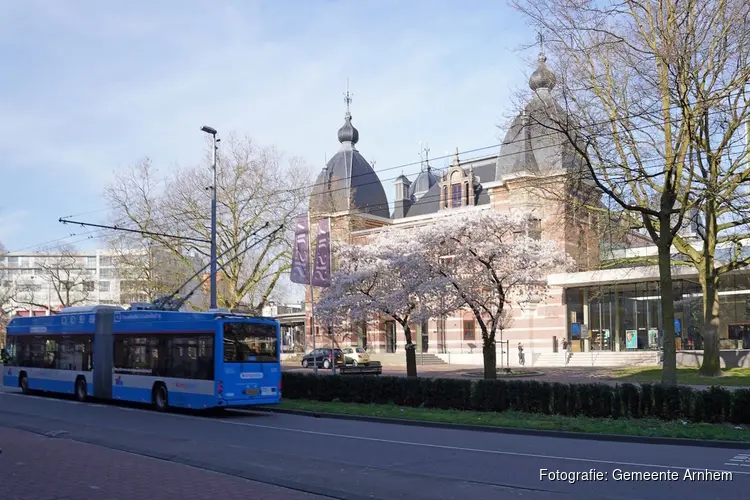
[393,174,412,219]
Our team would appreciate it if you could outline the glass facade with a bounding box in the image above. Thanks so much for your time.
[565,272,750,352]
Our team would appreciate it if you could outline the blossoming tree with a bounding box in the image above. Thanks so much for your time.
[416,210,572,379]
[316,234,454,377]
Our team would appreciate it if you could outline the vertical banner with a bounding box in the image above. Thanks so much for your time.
[290,214,310,285]
[311,218,331,287]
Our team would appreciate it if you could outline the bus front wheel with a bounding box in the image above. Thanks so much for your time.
[153,383,169,412]
[19,373,29,394]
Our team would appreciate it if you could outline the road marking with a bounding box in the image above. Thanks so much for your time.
[4,391,750,477]
[726,454,750,467]
[205,419,750,476]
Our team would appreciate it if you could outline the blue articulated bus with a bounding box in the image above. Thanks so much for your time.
[2,305,282,411]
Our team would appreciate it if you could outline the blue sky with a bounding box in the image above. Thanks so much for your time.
[0,1,536,255]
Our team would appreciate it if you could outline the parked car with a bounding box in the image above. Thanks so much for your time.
[301,348,345,369]
[341,347,370,366]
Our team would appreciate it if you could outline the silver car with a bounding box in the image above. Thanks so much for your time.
[342,347,370,366]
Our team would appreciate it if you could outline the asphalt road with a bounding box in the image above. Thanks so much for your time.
[1,387,749,500]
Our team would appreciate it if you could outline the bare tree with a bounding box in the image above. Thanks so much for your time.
[509,0,721,385]
[665,2,750,375]
[24,245,94,309]
[0,241,13,348]
[105,135,311,312]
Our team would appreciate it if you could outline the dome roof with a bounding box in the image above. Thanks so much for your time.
[337,112,359,144]
[529,55,556,91]
[309,105,390,219]
[494,52,584,180]
[408,169,438,200]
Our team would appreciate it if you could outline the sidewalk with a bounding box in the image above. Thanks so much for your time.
[282,364,747,390]
[0,426,327,500]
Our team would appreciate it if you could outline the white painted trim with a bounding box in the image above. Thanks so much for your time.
[548,265,698,287]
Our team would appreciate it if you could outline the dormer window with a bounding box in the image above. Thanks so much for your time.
[439,150,476,210]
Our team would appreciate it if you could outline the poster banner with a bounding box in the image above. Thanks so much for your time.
[311,218,331,287]
[290,215,310,285]
[626,330,638,349]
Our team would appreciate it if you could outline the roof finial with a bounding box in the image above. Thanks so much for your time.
[337,79,359,145]
[423,143,431,172]
[537,31,545,59]
[453,146,460,167]
[529,31,556,91]
[344,77,352,114]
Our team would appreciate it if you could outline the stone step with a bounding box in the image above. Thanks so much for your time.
[535,351,661,368]
[369,353,447,366]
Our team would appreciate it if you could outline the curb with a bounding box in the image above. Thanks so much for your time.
[257,406,750,450]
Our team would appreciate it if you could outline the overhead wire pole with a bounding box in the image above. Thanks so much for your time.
[165,224,282,311]
[201,125,219,311]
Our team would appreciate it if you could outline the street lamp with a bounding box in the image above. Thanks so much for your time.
[201,125,219,310]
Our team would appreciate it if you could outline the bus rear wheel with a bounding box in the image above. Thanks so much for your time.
[153,383,169,412]
[74,377,87,402]
[19,373,29,394]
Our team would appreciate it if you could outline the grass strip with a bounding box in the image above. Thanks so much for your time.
[611,367,750,387]
[279,399,750,442]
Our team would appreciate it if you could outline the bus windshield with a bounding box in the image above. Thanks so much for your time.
[223,322,278,363]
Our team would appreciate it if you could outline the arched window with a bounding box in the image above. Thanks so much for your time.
[443,186,448,208]
[451,184,462,207]
[462,311,476,341]
[464,182,470,206]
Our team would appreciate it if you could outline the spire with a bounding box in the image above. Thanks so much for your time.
[452,146,460,167]
[337,78,359,145]
[344,77,352,114]
[529,31,556,91]
[418,142,431,172]
[538,31,545,59]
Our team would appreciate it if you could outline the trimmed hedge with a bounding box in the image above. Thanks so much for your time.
[281,372,750,425]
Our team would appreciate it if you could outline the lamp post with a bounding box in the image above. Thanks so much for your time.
[201,125,219,310]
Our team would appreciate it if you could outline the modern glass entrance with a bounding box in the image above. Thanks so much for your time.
[565,272,750,351]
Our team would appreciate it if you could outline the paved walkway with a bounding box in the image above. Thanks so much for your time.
[0,426,329,500]
[283,364,748,390]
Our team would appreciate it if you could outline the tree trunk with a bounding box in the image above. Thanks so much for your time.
[699,268,722,376]
[482,326,497,380]
[483,343,497,380]
[657,242,677,386]
[403,324,418,378]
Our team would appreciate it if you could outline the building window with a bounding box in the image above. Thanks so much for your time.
[99,268,115,279]
[86,256,97,268]
[464,182,470,206]
[443,186,448,208]
[451,184,462,208]
[463,320,475,340]
[99,281,110,293]
[82,281,95,292]
[529,218,542,240]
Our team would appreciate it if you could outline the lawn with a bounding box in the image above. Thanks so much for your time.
[278,400,750,442]
[610,367,750,386]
